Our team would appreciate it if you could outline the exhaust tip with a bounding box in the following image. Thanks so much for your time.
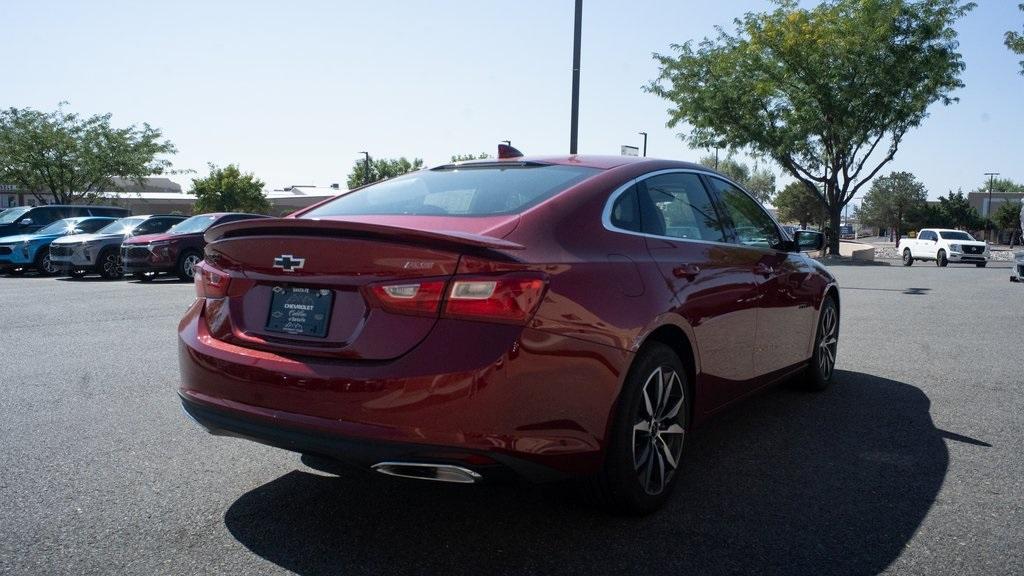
[371,462,482,484]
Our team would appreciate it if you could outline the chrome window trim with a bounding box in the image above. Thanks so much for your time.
[601,168,787,253]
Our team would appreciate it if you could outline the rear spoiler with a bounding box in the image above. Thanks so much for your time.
[205,217,525,251]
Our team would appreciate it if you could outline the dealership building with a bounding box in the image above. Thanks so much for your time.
[1,178,339,216]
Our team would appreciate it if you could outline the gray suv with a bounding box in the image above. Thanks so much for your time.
[49,215,186,279]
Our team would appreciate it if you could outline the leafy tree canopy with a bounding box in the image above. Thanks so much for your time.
[856,172,927,237]
[972,177,1024,196]
[937,189,982,230]
[699,154,776,203]
[450,153,491,162]
[191,164,270,214]
[774,181,826,228]
[994,199,1023,232]
[0,104,176,204]
[1007,3,1024,75]
[647,0,974,253]
[347,157,424,189]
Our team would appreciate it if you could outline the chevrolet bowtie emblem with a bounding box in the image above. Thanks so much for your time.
[273,254,305,272]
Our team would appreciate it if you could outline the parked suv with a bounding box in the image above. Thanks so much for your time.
[900,228,989,267]
[0,205,129,238]
[0,217,117,275]
[122,212,269,281]
[50,215,186,279]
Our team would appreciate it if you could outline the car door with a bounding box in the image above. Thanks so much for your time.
[914,230,934,258]
[630,171,761,409]
[705,176,819,380]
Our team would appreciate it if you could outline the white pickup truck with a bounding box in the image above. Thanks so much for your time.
[900,228,989,267]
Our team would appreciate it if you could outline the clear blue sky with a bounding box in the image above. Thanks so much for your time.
[4,0,1022,201]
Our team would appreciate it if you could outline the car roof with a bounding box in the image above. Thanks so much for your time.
[442,155,720,173]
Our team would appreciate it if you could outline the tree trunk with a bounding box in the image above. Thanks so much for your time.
[826,203,842,255]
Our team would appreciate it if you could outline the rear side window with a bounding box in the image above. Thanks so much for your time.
[707,177,784,250]
[303,164,599,218]
[638,173,726,242]
[609,185,642,232]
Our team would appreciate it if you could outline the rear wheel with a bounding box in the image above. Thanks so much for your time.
[176,250,202,281]
[587,342,688,515]
[902,249,913,266]
[801,296,839,391]
[936,250,948,267]
[98,249,123,280]
[34,247,59,276]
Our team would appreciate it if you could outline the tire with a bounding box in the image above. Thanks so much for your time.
[587,342,689,515]
[801,296,839,391]
[176,250,202,281]
[34,247,60,276]
[98,249,123,280]
[976,262,986,268]
[936,250,948,267]
[902,249,913,266]
[133,272,154,282]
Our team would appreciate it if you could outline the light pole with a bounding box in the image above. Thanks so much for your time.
[569,0,582,154]
[638,132,647,157]
[985,172,999,241]
[360,152,371,186]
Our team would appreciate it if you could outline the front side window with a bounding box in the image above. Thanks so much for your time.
[638,173,725,242]
[98,216,146,235]
[76,218,113,233]
[37,218,79,235]
[303,164,599,218]
[707,177,784,250]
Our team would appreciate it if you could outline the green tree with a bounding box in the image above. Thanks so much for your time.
[1007,3,1024,75]
[994,200,1023,245]
[905,202,946,230]
[937,189,982,230]
[191,164,270,214]
[774,181,825,229]
[0,104,176,204]
[450,153,491,162]
[346,156,424,189]
[856,172,928,242]
[699,154,776,203]
[646,0,973,254]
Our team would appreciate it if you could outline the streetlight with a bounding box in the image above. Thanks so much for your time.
[985,172,999,241]
[638,132,647,157]
[360,152,371,186]
[569,0,582,154]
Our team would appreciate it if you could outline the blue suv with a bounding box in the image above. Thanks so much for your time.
[0,217,116,275]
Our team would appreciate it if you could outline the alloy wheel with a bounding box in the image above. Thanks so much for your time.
[632,366,685,496]
[182,254,201,279]
[817,305,838,380]
[103,253,123,278]
[42,253,59,275]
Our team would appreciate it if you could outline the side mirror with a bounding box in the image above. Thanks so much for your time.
[18,218,33,227]
[793,230,824,252]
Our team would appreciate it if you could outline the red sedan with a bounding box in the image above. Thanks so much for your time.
[178,154,839,514]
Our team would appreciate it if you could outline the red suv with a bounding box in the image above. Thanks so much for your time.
[178,155,838,513]
[122,212,269,281]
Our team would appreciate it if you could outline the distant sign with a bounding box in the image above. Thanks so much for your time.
[620,145,639,157]
[0,184,17,191]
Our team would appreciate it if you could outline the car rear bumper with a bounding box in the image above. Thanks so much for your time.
[177,299,631,481]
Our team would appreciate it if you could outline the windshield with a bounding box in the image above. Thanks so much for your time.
[939,231,975,241]
[303,164,600,218]
[168,214,218,235]
[0,207,31,224]
[37,218,82,235]
[97,216,146,235]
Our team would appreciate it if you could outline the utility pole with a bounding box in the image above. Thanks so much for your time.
[360,152,371,186]
[985,172,999,242]
[638,132,647,157]
[569,0,582,154]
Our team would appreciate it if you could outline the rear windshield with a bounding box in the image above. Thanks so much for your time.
[168,214,218,235]
[939,231,974,241]
[302,164,600,218]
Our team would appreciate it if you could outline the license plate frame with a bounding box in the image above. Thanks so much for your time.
[265,285,334,338]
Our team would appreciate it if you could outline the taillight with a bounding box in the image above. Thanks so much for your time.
[194,260,230,299]
[366,280,446,317]
[444,276,547,325]
[366,274,547,325]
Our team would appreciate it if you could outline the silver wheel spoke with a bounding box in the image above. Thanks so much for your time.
[656,436,678,469]
[662,423,685,436]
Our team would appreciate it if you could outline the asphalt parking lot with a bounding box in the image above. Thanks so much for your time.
[1,261,1022,576]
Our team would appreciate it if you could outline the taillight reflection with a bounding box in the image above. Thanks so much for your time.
[194,260,230,299]
[367,280,446,317]
[366,274,547,325]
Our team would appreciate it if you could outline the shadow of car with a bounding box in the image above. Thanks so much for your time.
[221,370,967,576]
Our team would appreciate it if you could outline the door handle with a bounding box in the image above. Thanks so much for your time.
[754,263,774,277]
[672,263,701,279]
